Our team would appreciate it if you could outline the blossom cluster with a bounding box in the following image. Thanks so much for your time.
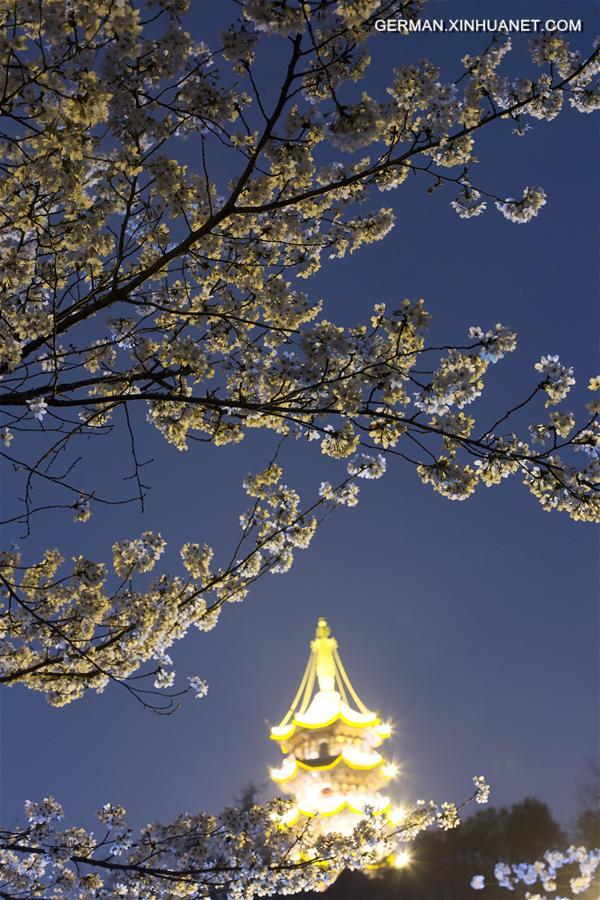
[495,187,547,224]
[472,845,600,897]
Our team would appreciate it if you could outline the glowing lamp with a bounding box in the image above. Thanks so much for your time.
[392,850,411,869]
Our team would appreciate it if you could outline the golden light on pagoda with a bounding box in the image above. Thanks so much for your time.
[269,617,397,837]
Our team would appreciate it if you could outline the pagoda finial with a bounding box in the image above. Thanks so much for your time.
[315,617,330,639]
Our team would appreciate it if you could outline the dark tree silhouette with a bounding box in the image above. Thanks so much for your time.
[575,761,600,847]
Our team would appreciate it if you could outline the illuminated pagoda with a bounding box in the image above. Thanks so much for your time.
[269,617,398,836]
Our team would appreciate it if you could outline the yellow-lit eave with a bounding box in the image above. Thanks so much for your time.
[280,799,392,827]
[270,753,388,784]
[270,711,381,741]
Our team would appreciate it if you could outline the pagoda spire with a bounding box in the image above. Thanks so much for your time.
[312,618,336,692]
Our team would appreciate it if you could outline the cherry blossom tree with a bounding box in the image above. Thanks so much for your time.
[0,0,598,892]
[1,0,598,712]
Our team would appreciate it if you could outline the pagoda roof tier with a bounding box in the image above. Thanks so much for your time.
[270,618,392,743]
[276,719,391,756]
[270,747,391,784]
[270,693,380,740]
[277,762,394,798]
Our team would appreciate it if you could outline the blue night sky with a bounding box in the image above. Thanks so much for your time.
[1,0,598,839]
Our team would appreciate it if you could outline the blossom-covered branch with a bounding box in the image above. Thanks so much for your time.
[471,845,600,897]
[0,458,368,708]
[0,777,490,898]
